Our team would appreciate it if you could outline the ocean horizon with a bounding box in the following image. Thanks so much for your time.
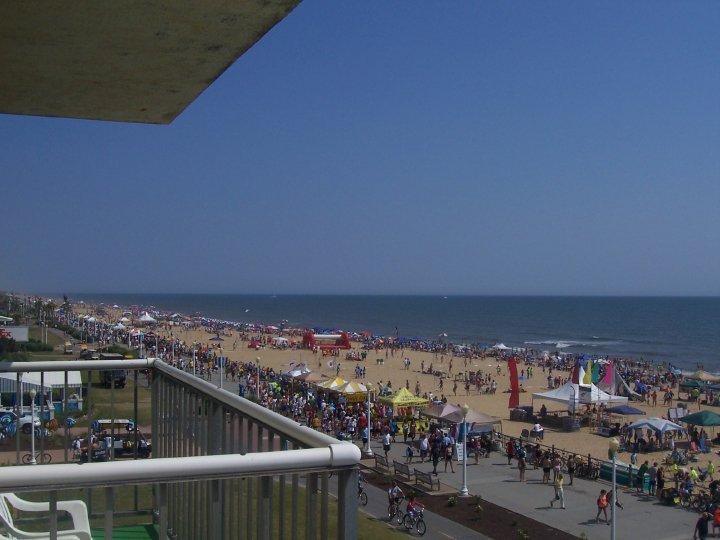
[61,293,720,370]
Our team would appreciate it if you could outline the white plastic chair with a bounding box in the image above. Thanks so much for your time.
[0,493,91,540]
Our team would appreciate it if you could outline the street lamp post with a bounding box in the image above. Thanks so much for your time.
[609,437,619,540]
[460,403,470,496]
[256,357,261,400]
[29,388,37,465]
[192,345,196,377]
[363,383,373,457]
[218,348,224,390]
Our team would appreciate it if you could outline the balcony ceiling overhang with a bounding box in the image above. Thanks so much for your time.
[0,1,300,124]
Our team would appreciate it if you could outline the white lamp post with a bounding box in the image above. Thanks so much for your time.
[460,403,470,496]
[363,383,374,457]
[609,437,619,540]
[28,388,37,465]
[192,344,197,377]
[218,347,224,390]
[256,357,261,399]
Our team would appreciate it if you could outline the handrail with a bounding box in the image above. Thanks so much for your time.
[0,359,155,372]
[0,444,360,493]
[154,360,344,449]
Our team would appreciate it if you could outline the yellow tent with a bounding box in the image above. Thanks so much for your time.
[336,381,368,394]
[317,377,347,390]
[379,387,429,407]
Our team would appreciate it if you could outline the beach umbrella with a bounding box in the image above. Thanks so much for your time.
[113,323,125,330]
[209,335,224,343]
[628,417,684,434]
[606,405,646,416]
[679,410,720,427]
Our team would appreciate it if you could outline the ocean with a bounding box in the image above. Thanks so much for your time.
[73,294,720,370]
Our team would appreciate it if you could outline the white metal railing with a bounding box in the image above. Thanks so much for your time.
[0,358,360,539]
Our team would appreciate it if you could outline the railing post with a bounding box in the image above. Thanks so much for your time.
[320,473,329,540]
[105,486,115,540]
[158,482,168,540]
[15,373,20,465]
[211,479,222,540]
[49,490,58,540]
[63,370,69,463]
[306,473,317,540]
[337,468,358,540]
[259,476,271,540]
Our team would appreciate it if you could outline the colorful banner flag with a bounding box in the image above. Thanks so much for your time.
[508,357,520,409]
[583,360,593,384]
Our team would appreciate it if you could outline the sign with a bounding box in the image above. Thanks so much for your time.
[217,356,227,368]
[455,442,465,462]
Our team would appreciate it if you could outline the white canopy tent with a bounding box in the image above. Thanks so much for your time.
[138,312,157,324]
[532,381,628,405]
[492,343,511,350]
[283,363,311,378]
[628,417,684,434]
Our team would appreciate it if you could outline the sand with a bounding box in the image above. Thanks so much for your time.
[79,307,720,464]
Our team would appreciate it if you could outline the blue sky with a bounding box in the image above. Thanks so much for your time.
[1,1,719,296]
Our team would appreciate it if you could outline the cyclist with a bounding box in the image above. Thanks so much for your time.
[388,480,404,506]
[406,493,423,518]
[358,470,367,495]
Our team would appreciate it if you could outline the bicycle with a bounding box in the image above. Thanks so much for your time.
[388,496,405,525]
[402,507,426,536]
[21,451,52,464]
[358,483,368,506]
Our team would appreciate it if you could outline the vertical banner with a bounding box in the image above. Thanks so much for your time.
[508,357,520,409]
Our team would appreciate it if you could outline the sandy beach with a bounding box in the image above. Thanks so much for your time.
[78,306,720,465]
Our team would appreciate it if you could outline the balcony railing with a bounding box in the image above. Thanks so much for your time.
[0,359,360,539]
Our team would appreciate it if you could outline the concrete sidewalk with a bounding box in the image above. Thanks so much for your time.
[371,439,695,540]
[359,479,489,539]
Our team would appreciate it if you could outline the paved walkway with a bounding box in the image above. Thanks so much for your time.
[372,439,695,540]
[203,371,696,539]
[358,479,488,539]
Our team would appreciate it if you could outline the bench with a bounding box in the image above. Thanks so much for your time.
[374,455,390,473]
[414,469,440,492]
[393,460,413,482]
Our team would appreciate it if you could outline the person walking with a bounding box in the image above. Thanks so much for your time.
[443,435,455,473]
[595,489,609,524]
[541,453,552,484]
[550,472,565,509]
[382,431,391,458]
[567,454,576,486]
[695,511,711,540]
[518,446,527,482]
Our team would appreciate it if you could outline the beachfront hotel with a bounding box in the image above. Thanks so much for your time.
[0,3,359,539]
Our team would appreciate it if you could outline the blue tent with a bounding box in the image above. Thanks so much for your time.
[606,405,646,416]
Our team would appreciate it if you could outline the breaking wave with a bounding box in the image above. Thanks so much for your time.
[525,339,621,349]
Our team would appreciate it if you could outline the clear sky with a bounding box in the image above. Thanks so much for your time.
[1,2,719,296]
